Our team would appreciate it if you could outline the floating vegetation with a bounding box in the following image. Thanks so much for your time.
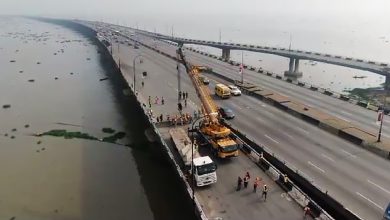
[11,128,17,132]
[37,140,42,144]
[40,129,97,140]
[2,104,11,109]
[10,136,15,139]
[28,79,35,82]
[102,127,115,134]
[10,60,16,62]
[102,132,126,143]
[24,124,30,128]
[39,129,126,145]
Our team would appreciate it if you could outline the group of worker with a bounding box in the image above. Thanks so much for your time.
[236,171,268,201]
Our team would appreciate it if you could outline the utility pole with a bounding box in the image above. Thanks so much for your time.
[171,25,174,38]
[378,89,388,142]
[289,34,292,51]
[241,51,244,83]
[219,28,221,43]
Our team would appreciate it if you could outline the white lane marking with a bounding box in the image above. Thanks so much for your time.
[256,117,265,123]
[321,153,335,162]
[308,161,325,173]
[333,114,351,122]
[283,132,294,139]
[367,179,390,195]
[340,110,353,116]
[296,127,310,134]
[356,192,384,210]
[341,149,357,158]
[264,134,280,144]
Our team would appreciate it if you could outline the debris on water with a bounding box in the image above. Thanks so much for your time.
[10,60,16,62]
[37,62,41,64]
[41,147,45,151]
[4,133,8,137]
[19,70,23,73]
[102,127,115,134]
[10,136,15,139]
[28,79,35,82]
[54,77,58,80]
[9,217,16,220]
[54,53,57,55]
[86,57,91,60]
[2,104,11,109]
[36,150,40,153]
[70,72,74,75]
[24,124,30,128]
[11,128,17,132]
[37,140,42,145]
[99,77,109,81]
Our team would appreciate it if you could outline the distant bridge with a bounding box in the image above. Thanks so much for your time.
[102,23,390,87]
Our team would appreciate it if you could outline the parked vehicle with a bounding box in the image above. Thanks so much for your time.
[228,85,241,96]
[384,202,390,220]
[215,83,231,99]
[218,107,235,119]
[199,76,210,85]
[169,128,217,186]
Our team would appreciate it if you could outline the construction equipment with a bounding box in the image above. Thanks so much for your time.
[177,48,239,158]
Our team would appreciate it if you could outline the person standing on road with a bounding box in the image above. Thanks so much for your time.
[148,96,152,108]
[237,176,243,191]
[184,99,187,107]
[253,177,261,193]
[155,96,159,104]
[303,206,311,219]
[178,91,182,100]
[262,184,268,201]
[161,97,165,105]
[243,175,249,188]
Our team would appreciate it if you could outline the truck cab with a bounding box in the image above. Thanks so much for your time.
[191,156,217,186]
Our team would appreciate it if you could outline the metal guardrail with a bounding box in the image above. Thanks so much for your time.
[224,121,362,220]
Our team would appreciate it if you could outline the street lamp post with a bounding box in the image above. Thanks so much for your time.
[188,116,205,213]
[133,54,143,93]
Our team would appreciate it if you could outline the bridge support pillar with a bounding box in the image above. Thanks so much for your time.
[284,58,303,77]
[222,48,230,61]
[385,75,390,91]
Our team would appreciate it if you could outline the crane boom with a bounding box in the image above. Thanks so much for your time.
[177,48,239,159]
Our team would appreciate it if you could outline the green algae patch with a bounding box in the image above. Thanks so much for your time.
[102,131,126,143]
[39,129,126,145]
[41,129,98,140]
[102,127,115,134]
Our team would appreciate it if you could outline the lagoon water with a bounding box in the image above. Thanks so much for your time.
[0,17,194,220]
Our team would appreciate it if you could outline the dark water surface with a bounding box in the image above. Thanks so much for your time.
[0,17,194,220]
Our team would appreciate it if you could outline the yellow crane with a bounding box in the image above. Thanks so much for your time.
[178,49,239,158]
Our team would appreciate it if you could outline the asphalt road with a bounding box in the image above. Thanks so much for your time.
[139,35,390,140]
[108,38,306,220]
[93,24,390,220]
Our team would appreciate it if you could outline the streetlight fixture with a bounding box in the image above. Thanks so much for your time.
[133,54,143,93]
[188,115,205,212]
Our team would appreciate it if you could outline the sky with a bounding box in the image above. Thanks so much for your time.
[2,0,390,60]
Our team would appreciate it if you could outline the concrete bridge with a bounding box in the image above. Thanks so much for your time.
[129,27,390,86]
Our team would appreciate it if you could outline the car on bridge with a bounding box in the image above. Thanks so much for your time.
[228,85,241,96]
[218,107,235,119]
[384,202,390,220]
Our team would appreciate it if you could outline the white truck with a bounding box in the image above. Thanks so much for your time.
[169,128,217,186]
